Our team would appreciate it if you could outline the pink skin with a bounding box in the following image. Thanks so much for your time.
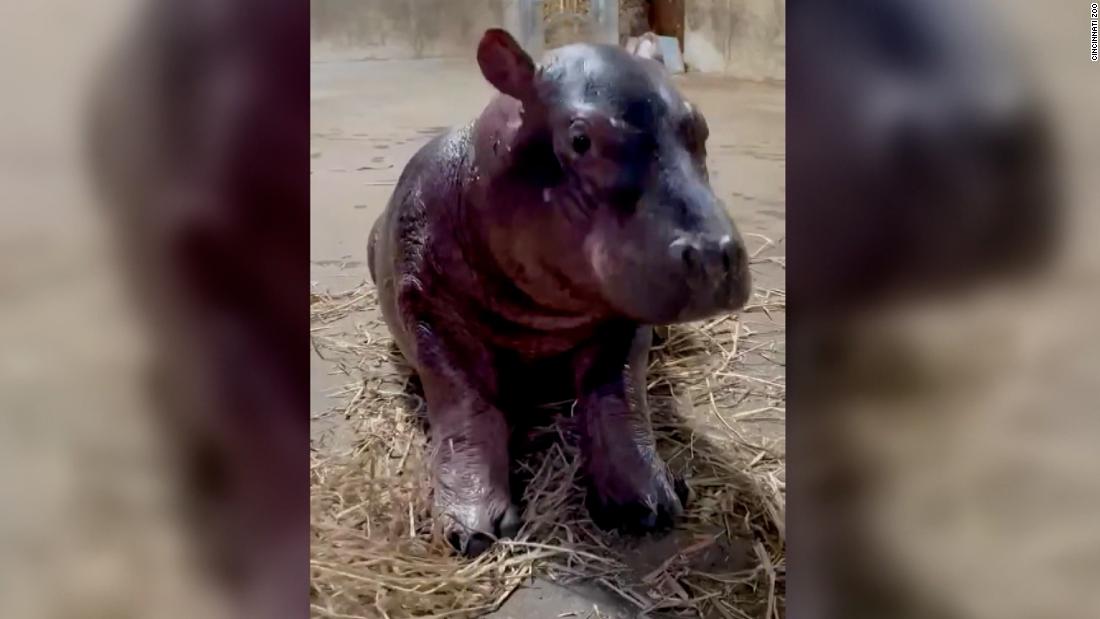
[368,29,747,556]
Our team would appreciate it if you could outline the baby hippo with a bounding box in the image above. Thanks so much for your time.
[368,29,751,556]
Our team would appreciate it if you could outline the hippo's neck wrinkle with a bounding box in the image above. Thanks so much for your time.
[449,208,601,335]
[442,184,601,338]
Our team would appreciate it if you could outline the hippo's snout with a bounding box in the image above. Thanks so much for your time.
[669,231,752,317]
[670,233,744,283]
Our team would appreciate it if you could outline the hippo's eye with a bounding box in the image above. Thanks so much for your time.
[571,134,591,155]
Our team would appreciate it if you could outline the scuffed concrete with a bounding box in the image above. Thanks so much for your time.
[486,579,635,618]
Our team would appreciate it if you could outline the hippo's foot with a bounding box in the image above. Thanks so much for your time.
[431,429,520,557]
[582,432,689,533]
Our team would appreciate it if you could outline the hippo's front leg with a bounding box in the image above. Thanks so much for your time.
[414,338,520,557]
[574,325,689,531]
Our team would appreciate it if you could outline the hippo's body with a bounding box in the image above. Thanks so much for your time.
[369,30,750,555]
[369,121,604,365]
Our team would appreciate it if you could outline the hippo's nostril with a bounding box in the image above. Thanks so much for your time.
[682,245,698,270]
[670,238,701,273]
[718,236,742,275]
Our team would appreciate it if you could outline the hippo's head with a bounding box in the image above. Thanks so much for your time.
[475,29,751,325]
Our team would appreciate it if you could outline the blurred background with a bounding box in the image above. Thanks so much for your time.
[0,1,204,617]
[1,1,308,618]
[788,1,1100,618]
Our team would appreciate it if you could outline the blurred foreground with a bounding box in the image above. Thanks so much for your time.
[1,1,307,618]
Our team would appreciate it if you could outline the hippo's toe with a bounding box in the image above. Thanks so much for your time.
[585,462,689,534]
[439,495,521,558]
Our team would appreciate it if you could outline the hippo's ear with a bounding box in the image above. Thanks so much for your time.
[477,29,537,101]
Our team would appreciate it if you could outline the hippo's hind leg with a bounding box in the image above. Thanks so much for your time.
[573,324,688,531]
[413,329,519,557]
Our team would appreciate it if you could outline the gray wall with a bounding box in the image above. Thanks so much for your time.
[311,0,508,60]
[311,0,785,81]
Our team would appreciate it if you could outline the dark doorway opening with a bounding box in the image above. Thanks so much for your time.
[652,0,686,49]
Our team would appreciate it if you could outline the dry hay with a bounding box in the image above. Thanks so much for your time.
[310,271,786,618]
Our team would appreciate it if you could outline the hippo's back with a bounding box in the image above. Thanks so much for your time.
[368,124,475,357]
[368,125,473,281]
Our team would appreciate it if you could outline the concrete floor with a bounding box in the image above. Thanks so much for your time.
[309,56,786,616]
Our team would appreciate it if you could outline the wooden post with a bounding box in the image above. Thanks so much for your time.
[591,0,620,46]
[504,0,546,57]
[652,0,685,50]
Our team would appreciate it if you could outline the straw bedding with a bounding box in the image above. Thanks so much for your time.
[310,268,785,618]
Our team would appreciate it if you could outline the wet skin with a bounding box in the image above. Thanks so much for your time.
[368,30,750,556]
